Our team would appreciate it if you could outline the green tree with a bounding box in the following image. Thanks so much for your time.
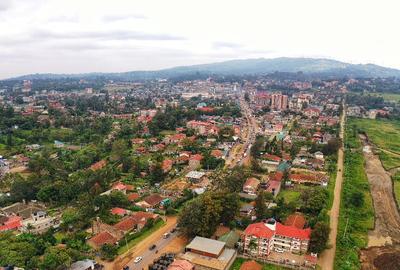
[100,244,118,261]
[149,162,165,185]
[40,247,72,270]
[255,191,267,220]
[309,222,330,253]
[300,188,328,215]
[110,139,128,162]
[348,191,364,207]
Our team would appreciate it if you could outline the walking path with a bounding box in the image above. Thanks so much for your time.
[318,106,345,270]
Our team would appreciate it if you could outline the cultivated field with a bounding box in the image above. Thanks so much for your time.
[349,118,400,170]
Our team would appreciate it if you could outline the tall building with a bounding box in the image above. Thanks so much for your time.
[22,80,32,93]
[271,94,288,111]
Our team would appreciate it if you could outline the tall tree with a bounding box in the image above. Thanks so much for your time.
[309,222,330,253]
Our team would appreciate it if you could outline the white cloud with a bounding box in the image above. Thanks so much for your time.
[1,0,400,78]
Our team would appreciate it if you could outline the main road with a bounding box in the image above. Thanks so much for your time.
[225,96,258,168]
[111,216,179,270]
[318,103,346,270]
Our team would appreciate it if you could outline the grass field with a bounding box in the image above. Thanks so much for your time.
[231,258,289,270]
[349,118,400,169]
[278,188,301,204]
[335,122,375,270]
[371,92,400,103]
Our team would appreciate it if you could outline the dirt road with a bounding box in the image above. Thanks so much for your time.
[318,108,345,270]
[359,136,400,270]
[361,136,400,245]
[109,216,179,270]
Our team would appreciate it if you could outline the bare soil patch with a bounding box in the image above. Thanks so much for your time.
[359,135,400,269]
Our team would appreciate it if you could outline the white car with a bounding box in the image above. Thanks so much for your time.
[134,257,143,264]
[275,248,284,253]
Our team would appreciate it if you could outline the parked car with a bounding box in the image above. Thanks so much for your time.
[149,244,157,250]
[275,248,284,253]
[134,257,143,264]
[163,233,170,239]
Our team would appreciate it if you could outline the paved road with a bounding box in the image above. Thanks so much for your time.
[318,104,345,270]
[111,216,178,270]
[124,231,179,270]
[225,97,258,168]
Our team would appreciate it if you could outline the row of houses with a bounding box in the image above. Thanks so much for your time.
[87,211,159,249]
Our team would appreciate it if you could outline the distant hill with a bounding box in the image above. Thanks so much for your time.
[7,57,400,81]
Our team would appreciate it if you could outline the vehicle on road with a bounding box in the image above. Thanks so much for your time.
[171,228,177,233]
[134,257,143,264]
[149,244,157,250]
[163,233,170,239]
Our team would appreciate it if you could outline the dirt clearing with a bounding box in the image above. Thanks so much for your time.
[359,135,400,269]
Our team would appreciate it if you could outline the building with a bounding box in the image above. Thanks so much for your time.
[87,231,118,249]
[180,236,237,270]
[162,159,174,173]
[69,259,100,270]
[0,215,22,232]
[242,177,260,195]
[186,120,218,136]
[242,219,311,256]
[265,180,281,197]
[188,154,203,170]
[303,108,321,118]
[185,171,206,183]
[254,92,271,107]
[136,194,164,209]
[167,260,194,270]
[271,94,288,111]
[21,210,60,234]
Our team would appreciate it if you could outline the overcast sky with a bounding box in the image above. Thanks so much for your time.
[1,0,399,79]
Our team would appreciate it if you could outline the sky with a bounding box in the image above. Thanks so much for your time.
[1,0,399,79]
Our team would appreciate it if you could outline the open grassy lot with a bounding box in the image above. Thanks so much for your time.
[231,258,289,270]
[334,122,375,270]
[349,118,400,169]
[278,188,301,204]
[371,92,400,103]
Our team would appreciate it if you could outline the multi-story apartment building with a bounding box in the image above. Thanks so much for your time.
[271,94,288,111]
[242,219,311,257]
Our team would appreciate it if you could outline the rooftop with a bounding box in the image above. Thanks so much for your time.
[185,171,205,179]
[186,236,225,256]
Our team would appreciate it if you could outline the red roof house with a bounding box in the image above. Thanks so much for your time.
[211,149,223,159]
[127,193,140,202]
[162,159,174,173]
[0,216,22,232]
[243,177,260,194]
[87,231,117,249]
[110,207,128,216]
[89,160,107,171]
